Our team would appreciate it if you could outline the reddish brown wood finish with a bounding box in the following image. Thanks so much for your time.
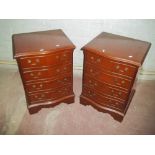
[12,29,75,114]
[80,32,151,122]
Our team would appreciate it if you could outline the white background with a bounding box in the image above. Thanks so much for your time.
[0,0,155,154]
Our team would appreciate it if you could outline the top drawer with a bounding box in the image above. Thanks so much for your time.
[85,51,138,78]
[17,50,72,69]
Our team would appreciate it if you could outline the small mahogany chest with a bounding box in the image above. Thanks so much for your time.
[80,32,151,121]
[12,29,75,114]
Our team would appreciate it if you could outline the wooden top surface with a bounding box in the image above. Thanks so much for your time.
[82,32,151,66]
[12,29,75,57]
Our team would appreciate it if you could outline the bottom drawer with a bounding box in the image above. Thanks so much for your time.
[27,86,73,104]
[82,86,126,112]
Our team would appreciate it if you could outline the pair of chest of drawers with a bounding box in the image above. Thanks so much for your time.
[80,32,151,121]
[13,30,75,114]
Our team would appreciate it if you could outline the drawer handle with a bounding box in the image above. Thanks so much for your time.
[121,81,125,84]
[30,73,34,76]
[32,85,36,88]
[116,65,120,69]
[27,59,31,63]
[120,70,124,73]
[89,80,92,83]
[118,92,122,95]
[36,59,40,62]
[64,67,67,70]
[56,69,60,72]
[31,63,37,66]
[97,58,101,62]
[90,69,93,73]
[125,67,128,71]
[63,54,67,57]
[40,84,43,88]
[56,56,59,59]
[90,56,94,60]
[38,72,41,76]
[94,82,97,86]
[64,78,68,81]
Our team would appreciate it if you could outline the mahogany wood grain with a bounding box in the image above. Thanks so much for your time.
[12,29,75,114]
[80,32,151,122]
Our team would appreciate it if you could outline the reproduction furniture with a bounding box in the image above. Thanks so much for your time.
[12,29,75,114]
[80,32,151,121]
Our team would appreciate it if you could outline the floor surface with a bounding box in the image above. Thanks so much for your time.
[0,64,155,134]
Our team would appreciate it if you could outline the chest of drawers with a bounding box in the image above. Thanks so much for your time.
[12,29,75,114]
[80,32,151,122]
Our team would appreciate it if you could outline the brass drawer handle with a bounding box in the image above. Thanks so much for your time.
[90,69,93,73]
[56,69,60,72]
[30,73,34,76]
[120,70,124,73]
[38,72,41,76]
[27,59,31,63]
[36,58,40,62]
[56,56,59,59]
[118,92,122,95]
[116,65,120,69]
[63,53,67,57]
[121,80,125,84]
[125,67,128,71]
[94,82,97,86]
[32,85,36,88]
[90,56,94,60]
[40,84,43,88]
[97,58,101,62]
[31,63,37,66]
[64,78,68,81]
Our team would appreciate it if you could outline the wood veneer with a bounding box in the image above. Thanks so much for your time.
[80,32,151,122]
[12,29,75,114]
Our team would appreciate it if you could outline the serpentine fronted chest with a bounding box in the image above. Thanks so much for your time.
[12,29,75,114]
[80,32,151,121]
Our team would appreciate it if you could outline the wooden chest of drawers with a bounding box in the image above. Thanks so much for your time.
[12,29,75,114]
[80,32,151,122]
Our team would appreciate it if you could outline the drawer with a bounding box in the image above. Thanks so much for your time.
[82,86,125,111]
[22,64,72,82]
[85,52,137,78]
[25,74,72,93]
[83,75,129,101]
[85,64,132,90]
[27,86,73,104]
[18,50,72,69]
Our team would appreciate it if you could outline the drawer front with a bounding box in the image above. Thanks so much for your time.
[85,64,132,90]
[18,50,72,69]
[85,52,137,78]
[82,87,125,111]
[83,75,129,101]
[27,86,73,104]
[22,64,72,82]
[25,74,72,93]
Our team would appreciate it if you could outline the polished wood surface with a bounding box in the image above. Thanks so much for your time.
[13,29,75,114]
[82,32,151,66]
[80,32,151,122]
[12,29,75,58]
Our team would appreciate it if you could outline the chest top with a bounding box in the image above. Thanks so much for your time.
[12,29,75,58]
[82,32,151,66]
